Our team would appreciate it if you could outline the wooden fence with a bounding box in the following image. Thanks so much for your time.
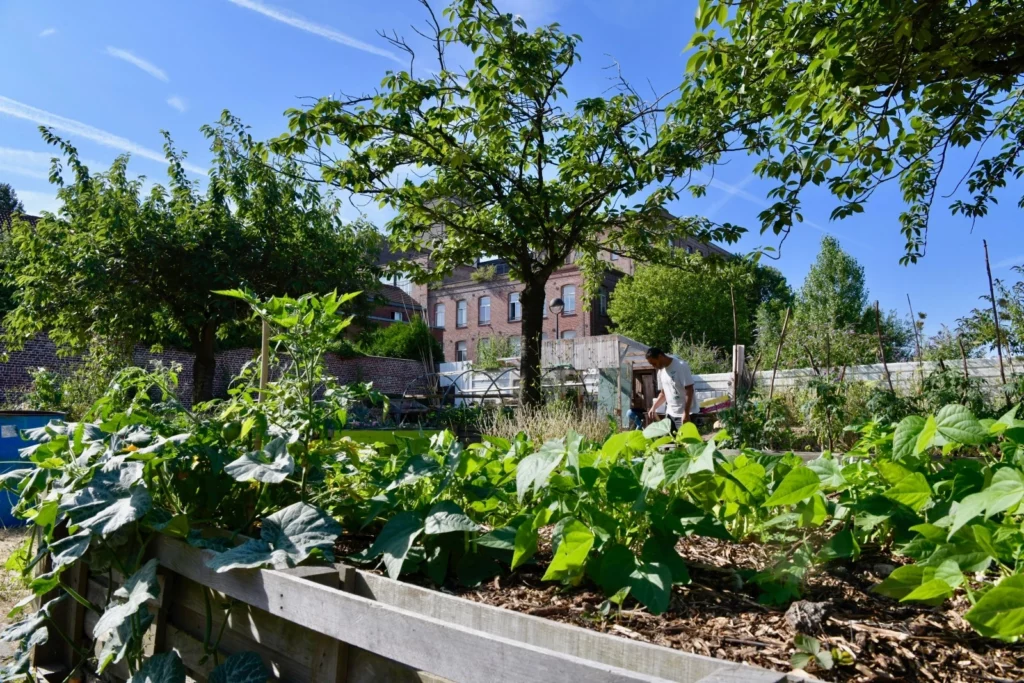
[33,536,807,683]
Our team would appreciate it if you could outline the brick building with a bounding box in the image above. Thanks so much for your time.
[379,235,730,364]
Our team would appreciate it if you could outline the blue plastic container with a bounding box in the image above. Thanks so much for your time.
[0,411,65,527]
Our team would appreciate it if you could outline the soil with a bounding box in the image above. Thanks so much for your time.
[338,533,1024,682]
[0,527,31,660]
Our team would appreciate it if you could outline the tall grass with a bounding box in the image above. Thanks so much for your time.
[480,400,611,444]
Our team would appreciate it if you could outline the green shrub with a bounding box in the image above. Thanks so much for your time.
[670,334,731,374]
[358,318,443,362]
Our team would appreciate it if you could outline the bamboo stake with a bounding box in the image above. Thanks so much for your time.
[874,301,895,393]
[984,240,1008,385]
[906,294,923,362]
[255,319,270,451]
[765,307,791,421]
[730,285,738,347]
[958,335,970,380]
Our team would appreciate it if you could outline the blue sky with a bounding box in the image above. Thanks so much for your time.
[2,0,1022,336]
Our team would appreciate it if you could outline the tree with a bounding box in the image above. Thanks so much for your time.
[607,257,791,352]
[272,0,740,405]
[0,183,25,230]
[359,317,444,363]
[2,116,382,403]
[755,237,912,369]
[958,266,1024,356]
[675,0,1024,262]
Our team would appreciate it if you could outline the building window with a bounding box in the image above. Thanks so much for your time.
[478,338,491,355]
[456,300,468,328]
[543,298,548,318]
[508,292,521,321]
[686,245,695,254]
[599,289,608,315]
[561,330,577,340]
[562,285,576,314]
[610,252,619,261]
[393,311,404,322]
[478,296,491,324]
[455,341,468,362]
[510,335,522,357]
[542,333,549,341]
[434,303,446,329]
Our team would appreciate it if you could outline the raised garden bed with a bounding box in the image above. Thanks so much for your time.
[33,536,802,683]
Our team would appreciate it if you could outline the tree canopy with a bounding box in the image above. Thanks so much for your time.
[607,257,792,352]
[271,0,740,404]
[0,183,24,230]
[675,0,1024,262]
[755,237,913,369]
[1,116,382,403]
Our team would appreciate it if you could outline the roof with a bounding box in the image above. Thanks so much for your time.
[378,284,424,311]
[0,212,39,231]
[378,241,428,267]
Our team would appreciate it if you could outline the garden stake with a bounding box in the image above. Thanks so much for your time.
[874,301,895,393]
[958,335,970,379]
[984,240,1007,385]
[907,293,923,366]
[255,318,270,451]
[766,307,791,421]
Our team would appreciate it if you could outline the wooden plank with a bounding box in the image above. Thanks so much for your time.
[280,566,346,683]
[152,537,687,683]
[167,586,314,681]
[350,570,789,683]
[346,648,452,683]
[694,665,785,683]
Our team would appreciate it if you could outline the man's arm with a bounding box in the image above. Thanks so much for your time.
[648,391,666,420]
[681,384,695,423]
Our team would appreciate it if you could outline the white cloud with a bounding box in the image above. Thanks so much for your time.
[167,96,187,113]
[105,46,169,82]
[226,0,404,64]
[0,96,206,175]
[0,147,53,180]
[994,254,1024,269]
[15,189,62,215]
[39,28,57,38]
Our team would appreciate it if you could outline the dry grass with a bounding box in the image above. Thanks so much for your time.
[480,401,611,445]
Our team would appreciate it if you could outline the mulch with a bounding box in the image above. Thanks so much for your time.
[337,533,1024,682]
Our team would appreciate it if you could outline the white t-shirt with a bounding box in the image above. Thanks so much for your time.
[657,356,694,417]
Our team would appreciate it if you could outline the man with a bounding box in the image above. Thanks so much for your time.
[645,347,695,432]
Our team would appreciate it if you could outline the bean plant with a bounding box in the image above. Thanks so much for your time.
[6,291,1024,683]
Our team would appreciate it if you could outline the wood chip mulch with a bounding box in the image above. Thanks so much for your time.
[337,534,1024,681]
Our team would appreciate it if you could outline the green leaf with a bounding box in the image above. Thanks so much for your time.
[596,543,636,594]
[98,610,154,673]
[48,530,91,569]
[207,502,341,572]
[628,562,672,615]
[456,553,501,587]
[516,440,565,502]
[936,404,987,445]
[689,441,717,475]
[764,466,819,507]
[982,468,1024,517]
[902,579,954,603]
[424,501,478,535]
[94,559,160,641]
[607,465,641,503]
[641,535,690,585]
[542,519,594,582]
[915,415,937,454]
[642,418,672,440]
[965,574,1024,640]
[806,456,845,488]
[512,522,538,570]
[892,416,925,462]
[676,421,702,443]
[224,437,294,484]
[365,511,424,579]
[59,466,151,536]
[476,526,516,550]
[640,454,666,489]
[127,652,185,683]
[873,565,925,601]
[209,652,269,683]
[817,529,859,561]
[601,431,647,461]
[883,472,932,512]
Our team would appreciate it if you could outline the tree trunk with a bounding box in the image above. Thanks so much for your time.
[519,278,548,407]
[192,322,218,406]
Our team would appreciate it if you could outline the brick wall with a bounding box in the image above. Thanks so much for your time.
[1,333,432,408]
